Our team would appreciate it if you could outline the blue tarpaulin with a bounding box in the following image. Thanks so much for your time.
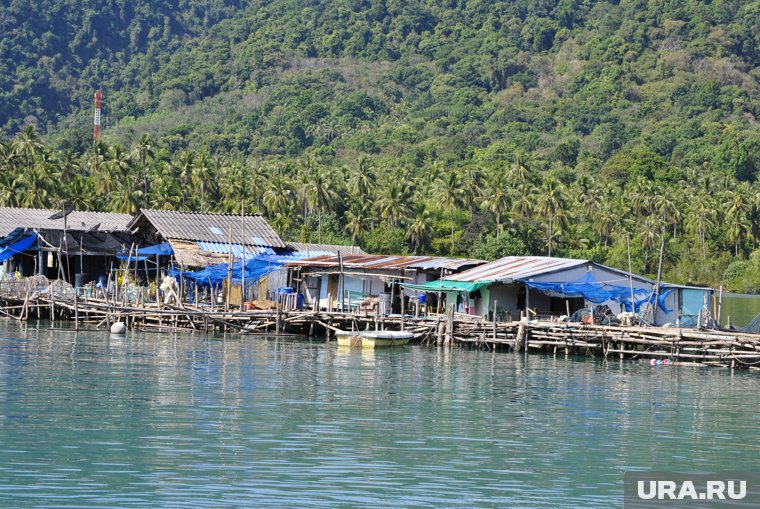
[117,242,173,261]
[0,232,37,262]
[135,242,173,256]
[168,254,285,286]
[520,272,668,313]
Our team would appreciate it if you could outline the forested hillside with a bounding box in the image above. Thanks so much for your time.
[1,0,760,290]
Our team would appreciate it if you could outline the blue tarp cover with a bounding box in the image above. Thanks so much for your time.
[117,243,173,261]
[0,232,37,262]
[135,242,173,256]
[520,272,669,313]
[168,254,285,286]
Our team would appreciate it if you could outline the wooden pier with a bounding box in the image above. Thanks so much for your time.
[2,277,760,370]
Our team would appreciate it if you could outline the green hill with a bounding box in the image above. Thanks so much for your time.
[1,0,760,288]
[2,0,758,172]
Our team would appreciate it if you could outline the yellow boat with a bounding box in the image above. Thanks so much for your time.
[335,330,413,348]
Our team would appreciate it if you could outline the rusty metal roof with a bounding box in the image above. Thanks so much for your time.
[0,207,133,236]
[444,256,589,283]
[290,254,485,271]
[128,209,286,248]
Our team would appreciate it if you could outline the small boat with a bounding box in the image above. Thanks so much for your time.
[335,330,413,348]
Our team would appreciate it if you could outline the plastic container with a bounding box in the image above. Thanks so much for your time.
[418,294,426,304]
[74,273,87,288]
[296,293,304,310]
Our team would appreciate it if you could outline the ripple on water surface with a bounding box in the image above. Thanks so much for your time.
[0,322,759,508]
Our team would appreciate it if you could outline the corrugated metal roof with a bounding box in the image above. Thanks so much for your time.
[406,257,486,270]
[445,256,588,283]
[196,241,276,257]
[290,254,485,271]
[129,209,286,248]
[0,207,133,237]
[286,242,366,256]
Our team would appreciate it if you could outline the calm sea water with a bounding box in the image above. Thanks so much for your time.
[1,322,759,508]
[721,293,760,328]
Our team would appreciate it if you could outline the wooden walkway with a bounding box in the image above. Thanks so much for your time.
[1,277,759,369]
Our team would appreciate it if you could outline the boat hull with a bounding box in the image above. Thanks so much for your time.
[335,331,412,348]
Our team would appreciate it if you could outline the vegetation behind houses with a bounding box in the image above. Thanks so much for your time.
[1,0,760,290]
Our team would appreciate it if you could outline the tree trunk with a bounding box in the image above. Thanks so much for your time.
[449,204,455,252]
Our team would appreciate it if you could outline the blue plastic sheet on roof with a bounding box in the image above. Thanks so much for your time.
[168,254,286,286]
[520,272,670,313]
[117,242,173,261]
[0,232,37,262]
[135,242,173,256]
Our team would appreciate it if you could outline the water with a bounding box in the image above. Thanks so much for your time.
[1,322,759,508]
[721,292,760,328]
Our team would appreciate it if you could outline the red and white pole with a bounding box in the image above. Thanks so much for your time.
[93,90,102,143]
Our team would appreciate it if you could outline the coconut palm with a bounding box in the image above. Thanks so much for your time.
[376,180,410,227]
[263,176,295,217]
[303,164,338,243]
[191,151,216,213]
[461,166,484,212]
[481,170,510,233]
[435,170,465,251]
[406,203,432,253]
[344,206,369,243]
[536,177,567,257]
[12,125,44,173]
[348,157,376,200]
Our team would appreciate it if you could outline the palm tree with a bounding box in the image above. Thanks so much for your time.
[349,157,376,200]
[263,176,295,217]
[344,206,369,243]
[174,151,195,208]
[88,140,109,175]
[12,125,44,173]
[511,182,535,223]
[639,216,659,272]
[536,177,567,257]
[436,170,465,251]
[462,166,483,212]
[724,185,751,256]
[16,167,50,208]
[481,170,510,233]
[303,164,338,243]
[376,180,410,227]
[406,203,432,253]
[508,150,532,185]
[109,174,144,214]
[191,151,215,213]
[684,194,716,259]
[66,175,96,210]
[132,134,155,195]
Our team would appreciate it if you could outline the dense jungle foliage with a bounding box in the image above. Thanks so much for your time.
[1,0,760,290]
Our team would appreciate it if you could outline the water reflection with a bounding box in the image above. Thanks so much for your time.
[0,322,759,508]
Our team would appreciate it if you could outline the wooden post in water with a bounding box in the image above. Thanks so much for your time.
[444,303,454,347]
[338,253,344,312]
[275,293,281,334]
[492,299,498,341]
[515,322,525,352]
[225,226,233,312]
[155,254,161,305]
[74,289,79,331]
[525,283,531,319]
[717,285,723,326]
[400,291,405,331]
